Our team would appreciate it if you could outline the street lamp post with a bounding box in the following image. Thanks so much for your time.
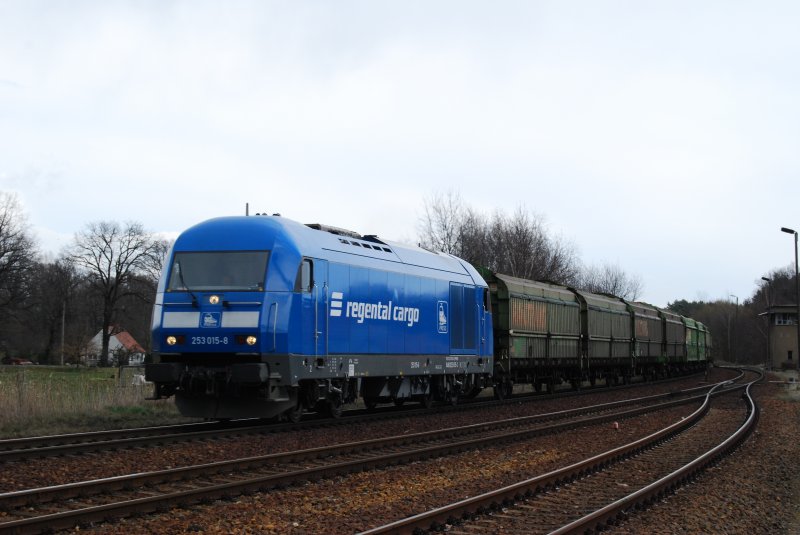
[729,294,738,363]
[762,277,772,370]
[781,227,800,371]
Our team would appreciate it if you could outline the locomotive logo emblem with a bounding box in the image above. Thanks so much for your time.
[437,301,448,334]
[200,312,220,328]
[330,292,344,317]
[330,291,420,327]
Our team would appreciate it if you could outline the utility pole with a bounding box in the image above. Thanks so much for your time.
[781,227,800,371]
[762,277,772,370]
[729,294,738,363]
[60,301,65,366]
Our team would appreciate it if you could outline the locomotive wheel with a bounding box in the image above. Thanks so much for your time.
[326,399,343,418]
[284,403,303,424]
[421,391,434,409]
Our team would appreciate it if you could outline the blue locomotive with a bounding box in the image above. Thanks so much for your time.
[145,215,494,420]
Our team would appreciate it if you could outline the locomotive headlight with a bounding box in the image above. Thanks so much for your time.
[246,335,257,346]
[166,335,178,346]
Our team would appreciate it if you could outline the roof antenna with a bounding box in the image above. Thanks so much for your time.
[246,203,249,216]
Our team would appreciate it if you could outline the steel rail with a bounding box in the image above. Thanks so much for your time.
[549,373,762,534]
[0,382,722,534]
[356,379,748,535]
[0,370,718,463]
[0,384,714,510]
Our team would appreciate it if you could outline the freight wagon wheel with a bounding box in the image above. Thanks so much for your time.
[393,398,406,407]
[465,385,482,399]
[448,390,459,406]
[421,391,434,409]
[319,398,342,418]
[493,385,505,400]
[493,381,512,400]
[364,397,379,410]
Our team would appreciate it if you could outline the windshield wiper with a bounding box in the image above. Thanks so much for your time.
[176,261,199,308]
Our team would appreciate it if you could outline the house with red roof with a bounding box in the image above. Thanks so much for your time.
[85,327,147,366]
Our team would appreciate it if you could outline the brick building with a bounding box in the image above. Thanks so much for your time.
[763,305,799,370]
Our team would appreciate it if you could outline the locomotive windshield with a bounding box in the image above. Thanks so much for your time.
[166,251,269,292]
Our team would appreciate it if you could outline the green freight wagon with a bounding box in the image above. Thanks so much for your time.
[699,323,713,362]
[481,270,582,396]
[659,309,685,363]
[683,317,703,362]
[572,289,634,384]
[626,301,665,366]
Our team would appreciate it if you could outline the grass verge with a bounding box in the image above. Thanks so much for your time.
[0,365,197,438]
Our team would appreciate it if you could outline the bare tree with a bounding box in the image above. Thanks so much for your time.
[456,206,492,267]
[417,192,580,285]
[418,190,466,255]
[485,207,580,283]
[578,262,644,301]
[66,221,167,366]
[0,192,38,316]
[26,260,80,363]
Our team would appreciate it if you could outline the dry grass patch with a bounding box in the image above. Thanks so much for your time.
[0,366,193,437]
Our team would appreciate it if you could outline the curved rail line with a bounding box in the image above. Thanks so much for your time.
[357,368,761,534]
[0,376,733,534]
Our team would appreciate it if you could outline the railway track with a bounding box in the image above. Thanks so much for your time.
[359,369,761,534]
[0,375,731,534]
[0,371,717,463]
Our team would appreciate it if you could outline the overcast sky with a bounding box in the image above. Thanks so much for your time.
[1,1,798,307]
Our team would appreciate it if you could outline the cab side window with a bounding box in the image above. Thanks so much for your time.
[295,259,313,292]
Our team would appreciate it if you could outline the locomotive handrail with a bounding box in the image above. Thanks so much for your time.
[268,302,278,352]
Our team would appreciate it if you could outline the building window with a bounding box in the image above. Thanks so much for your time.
[775,313,798,326]
[790,351,794,361]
